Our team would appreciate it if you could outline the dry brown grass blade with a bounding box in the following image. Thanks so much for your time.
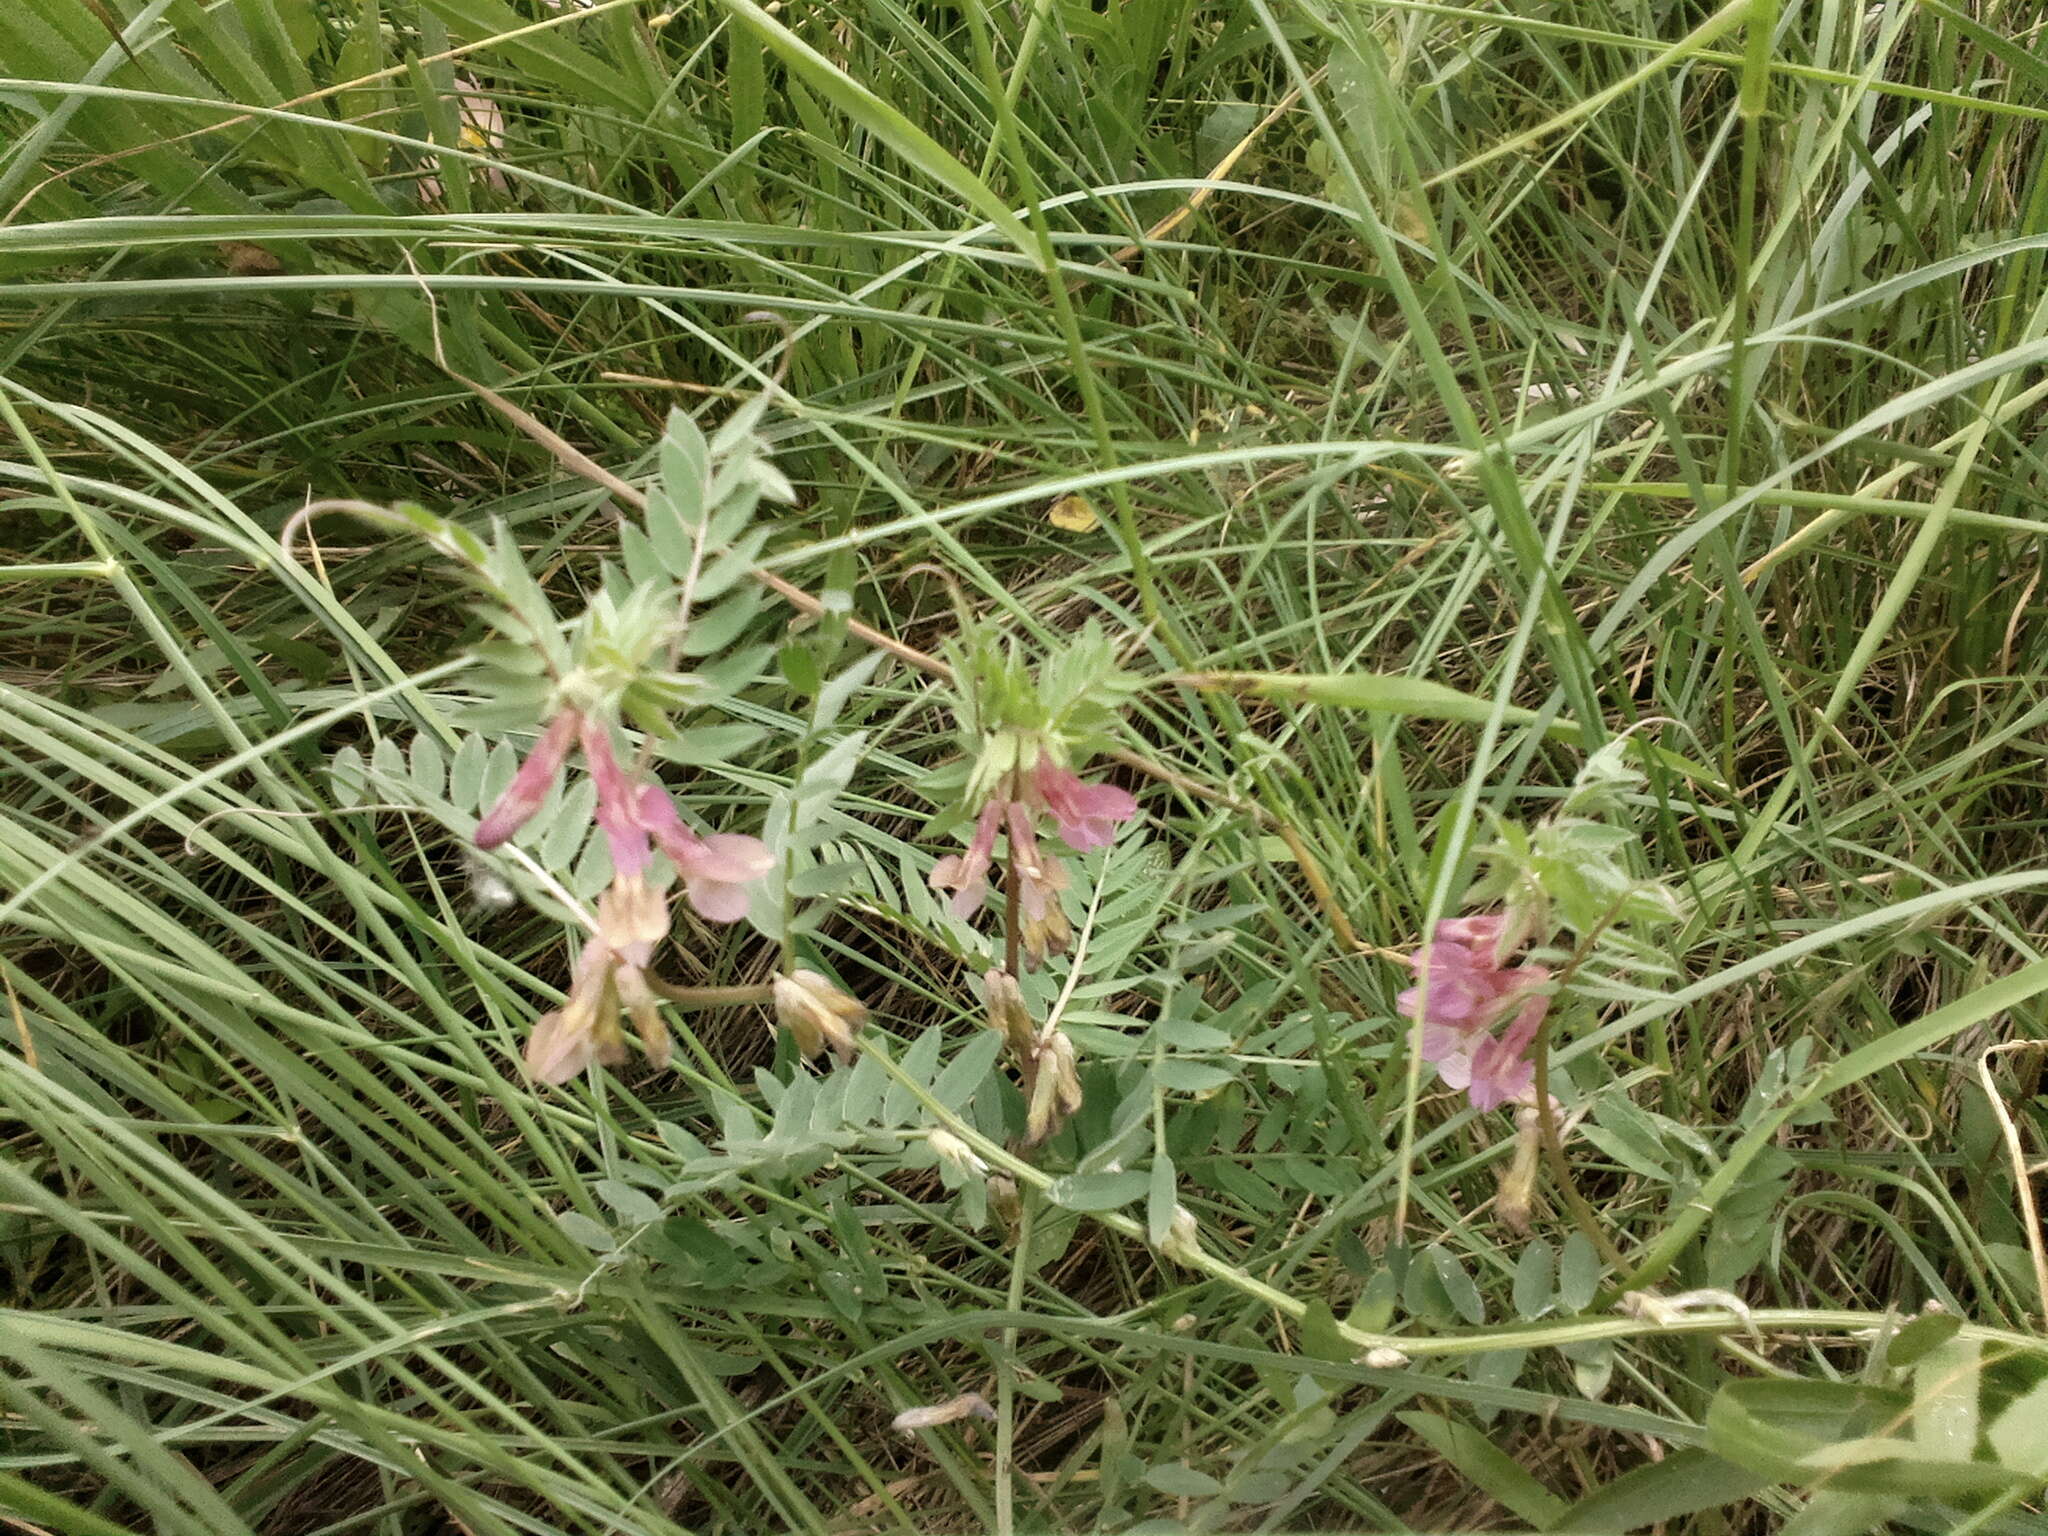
[4,968,37,1073]
[1977,1041,2048,1325]
[1101,74,1320,268]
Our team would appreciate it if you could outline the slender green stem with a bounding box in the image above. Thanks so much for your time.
[994,1189,1034,1536]
[1722,0,1778,499]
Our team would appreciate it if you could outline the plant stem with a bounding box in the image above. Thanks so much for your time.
[994,1189,1034,1536]
[855,1033,2048,1363]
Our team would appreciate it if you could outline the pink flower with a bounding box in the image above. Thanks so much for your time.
[634,785,771,923]
[1397,929,1515,1030]
[474,713,770,924]
[1399,917,1551,1110]
[475,709,581,848]
[1467,983,1548,1110]
[1434,912,1507,958]
[1034,761,1136,852]
[931,800,1004,918]
[674,832,774,923]
[581,719,652,880]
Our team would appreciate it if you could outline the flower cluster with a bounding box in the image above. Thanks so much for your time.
[477,708,772,921]
[523,877,669,1084]
[771,970,867,1065]
[931,756,1136,967]
[1398,914,1551,1111]
[474,707,774,1082]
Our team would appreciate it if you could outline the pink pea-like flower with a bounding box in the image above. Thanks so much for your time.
[634,785,771,923]
[475,709,581,849]
[474,713,771,924]
[673,831,774,923]
[1400,917,1550,1111]
[1465,985,1548,1110]
[1034,761,1137,852]
[581,718,654,881]
[1397,928,1515,1030]
[930,800,1005,918]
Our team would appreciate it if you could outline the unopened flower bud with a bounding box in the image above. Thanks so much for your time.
[982,968,1035,1057]
[771,969,866,1065]
[1157,1203,1203,1267]
[474,709,580,849]
[1023,1027,1083,1146]
[927,1128,988,1179]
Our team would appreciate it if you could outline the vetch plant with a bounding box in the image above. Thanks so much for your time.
[927,623,1139,971]
[921,625,1140,1151]
[298,397,870,1088]
[1401,741,1683,1117]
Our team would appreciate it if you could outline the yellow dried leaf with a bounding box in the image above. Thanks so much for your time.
[1048,494,1098,533]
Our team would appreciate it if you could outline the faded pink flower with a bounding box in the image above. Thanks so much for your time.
[523,876,672,1084]
[475,709,581,848]
[1034,761,1136,852]
[581,718,653,880]
[931,800,1004,917]
[1007,803,1071,966]
[771,969,867,1065]
[634,784,772,923]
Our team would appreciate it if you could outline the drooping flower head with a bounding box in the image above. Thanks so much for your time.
[1399,915,1551,1111]
[473,709,773,926]
[771,969,867,1065]
[473,710,776,1086]
[926,623,1140,967]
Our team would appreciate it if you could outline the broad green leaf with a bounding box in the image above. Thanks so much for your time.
[930,1030,1003,1111]
[1147,1154,1177,1246]
[1559,1232,1602,1313]
[1143,1462,1222,1498]
[1987,1379,2048,1476]
[554,1210,616,1253]
[1399,1409,1566,1527]
[1512,1239,1555,1320]
[1552,1449,1772,1533]
[1886,1311,1963,1369]
[1708,1380,1909,1481]
[1909,1336,1981,1462]
[1428,1244,1485,1326]
[591,1178,662,1227]
[1048,1171,1150,1211]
